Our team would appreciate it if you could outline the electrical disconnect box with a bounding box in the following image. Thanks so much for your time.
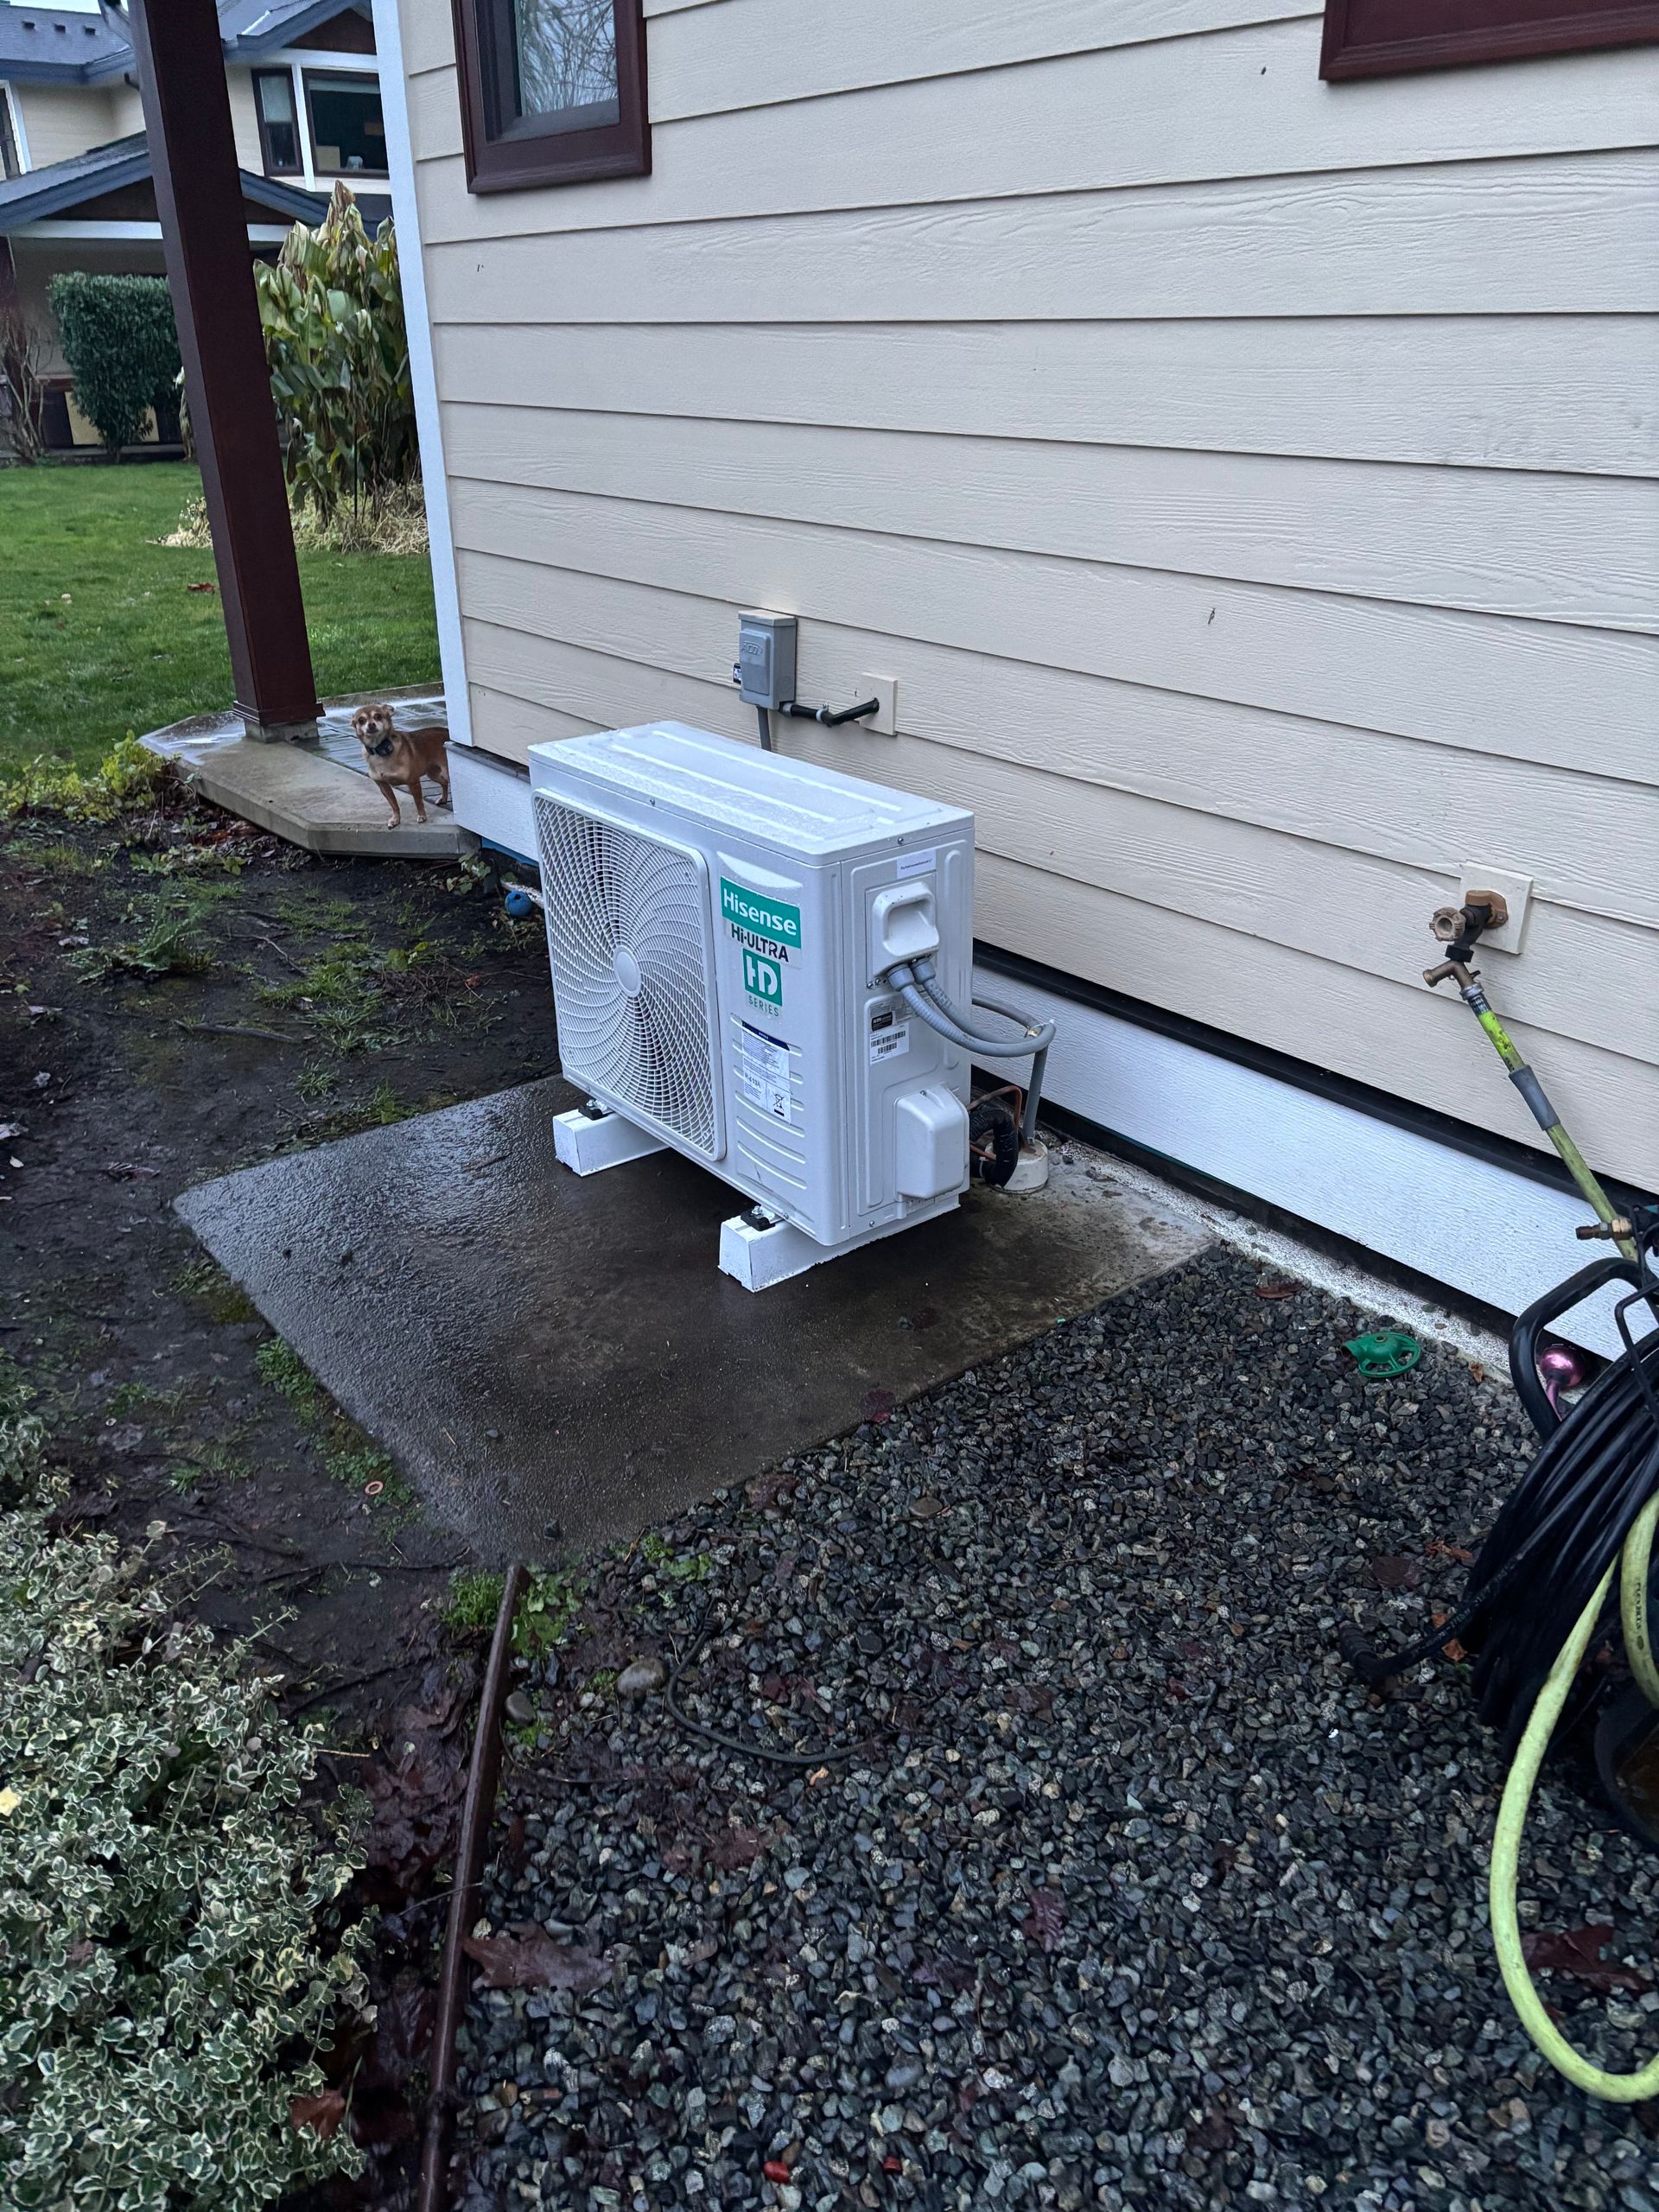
[734,610,798,710]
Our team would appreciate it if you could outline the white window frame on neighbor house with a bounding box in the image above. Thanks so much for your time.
[0,80,30,180]
[249,48,385,195]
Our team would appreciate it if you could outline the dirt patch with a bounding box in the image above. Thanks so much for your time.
[0,777,559,1718]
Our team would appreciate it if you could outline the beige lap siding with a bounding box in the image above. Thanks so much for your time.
[393,0,1659,1187]
[12,85,118,168]
[20,75,262,174]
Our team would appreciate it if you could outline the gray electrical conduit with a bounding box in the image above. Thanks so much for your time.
[884,957,1056,1147]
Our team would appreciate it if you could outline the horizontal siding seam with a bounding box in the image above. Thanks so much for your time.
[436,396,1656,485]
[439,419,1659,499]
[448,504,1659,690]
[408,143,1659,236]
[428,308,1659,327]
[415,142,1659,228]
[641,9,1324,130]
[426,313,1659,333]
[454,610,1659,906]
[438,452,1659,638]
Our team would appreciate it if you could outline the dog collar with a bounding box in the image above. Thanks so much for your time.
[366,735,395,757]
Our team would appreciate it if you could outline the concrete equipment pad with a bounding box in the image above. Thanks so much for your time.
[177,1079,1207,1560]
[143,689,459,858]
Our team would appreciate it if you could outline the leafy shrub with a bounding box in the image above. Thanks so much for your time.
[0,1370,369,2210]
[257,185,417,525]
[48,273,181,455]
[0,733,168,824]
[0,1369,47,1510]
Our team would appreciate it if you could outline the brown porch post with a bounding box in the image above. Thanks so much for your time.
[128,0,320,743]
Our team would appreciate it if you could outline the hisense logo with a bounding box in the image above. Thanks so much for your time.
[720,878,802,948]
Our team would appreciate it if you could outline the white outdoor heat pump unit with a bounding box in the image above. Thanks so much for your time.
[529,721,986,1290]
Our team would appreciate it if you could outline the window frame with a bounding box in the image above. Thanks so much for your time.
[251,67,304,176]
[302,65,390,179]
[448,0,650,194]
[1321,0,1659,78]
[0,81,29,181]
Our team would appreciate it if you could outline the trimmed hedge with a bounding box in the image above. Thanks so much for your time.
[48,272,181,455]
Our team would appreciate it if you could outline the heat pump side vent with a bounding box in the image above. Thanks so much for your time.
[534,796,721,1160]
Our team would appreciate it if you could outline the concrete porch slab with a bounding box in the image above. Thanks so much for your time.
[176,1078,1209,1562]
[142,688,459,858]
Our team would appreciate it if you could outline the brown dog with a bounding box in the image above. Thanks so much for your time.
[350,703,450,828]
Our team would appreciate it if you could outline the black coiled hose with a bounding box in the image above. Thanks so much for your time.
[1462,1328,1659,1745]
[1341,1234,1659,1753]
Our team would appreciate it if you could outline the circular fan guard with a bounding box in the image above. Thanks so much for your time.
[534,798,719,1158]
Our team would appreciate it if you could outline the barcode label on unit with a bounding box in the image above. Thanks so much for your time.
[869,1021,910,1064]
[895,849,937,880]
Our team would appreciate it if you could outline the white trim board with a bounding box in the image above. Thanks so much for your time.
[263,48,383,70]
[372,0,474,745]
[21,219,292,242]
[450,741,533,855]
[3,80,32,172]
[980,963,1643,1359]
[443,741,1631,1351]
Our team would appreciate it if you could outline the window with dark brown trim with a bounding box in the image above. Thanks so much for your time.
[1321,0,1659,78]
[252,68,302,175]
[303,69,389,176]
[449,0,649,193]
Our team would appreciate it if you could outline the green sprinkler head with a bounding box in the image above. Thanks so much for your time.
[1344,1330,1423,1379]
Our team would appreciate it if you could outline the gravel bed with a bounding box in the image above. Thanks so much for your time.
[454,1247,1659,2212]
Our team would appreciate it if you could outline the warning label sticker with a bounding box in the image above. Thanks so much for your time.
[736,1021,796,1123]
[869,1020,910,1065]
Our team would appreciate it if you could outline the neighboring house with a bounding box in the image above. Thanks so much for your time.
[0,0,385,448]
[377,0,1659,1333]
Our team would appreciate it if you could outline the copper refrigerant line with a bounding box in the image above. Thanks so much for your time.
[414,1567,866,2209]
[1423,891,1638,1262]
[418,1562,528,2212]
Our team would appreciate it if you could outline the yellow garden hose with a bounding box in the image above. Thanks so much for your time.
[1620,1497,1659,1710]
[1419,900,1657,2095]
[1488,1494,1659,2100]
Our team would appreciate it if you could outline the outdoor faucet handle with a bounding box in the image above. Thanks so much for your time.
[1430,891,1510,948]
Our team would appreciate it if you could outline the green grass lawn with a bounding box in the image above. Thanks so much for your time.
[0,461,442,777]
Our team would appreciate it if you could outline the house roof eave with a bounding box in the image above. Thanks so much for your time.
[1,56,116,86]
[0,132,328,234]
[1,3,375,88]
[219,0,375,60]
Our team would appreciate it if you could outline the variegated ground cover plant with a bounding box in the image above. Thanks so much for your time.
[0,1370,368,2209]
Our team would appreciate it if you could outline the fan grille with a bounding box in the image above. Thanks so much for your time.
[534,797,719,1158]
